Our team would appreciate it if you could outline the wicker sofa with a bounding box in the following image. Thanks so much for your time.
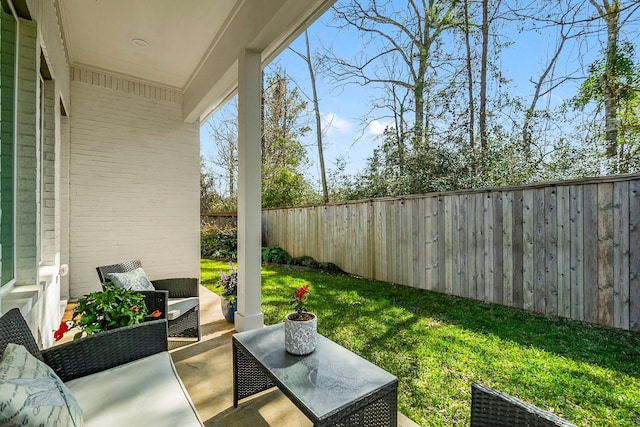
[0,308,203,427]
[471,383,577,427]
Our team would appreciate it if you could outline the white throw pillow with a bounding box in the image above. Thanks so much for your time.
[108,267,155,291]
[0,343,83,426]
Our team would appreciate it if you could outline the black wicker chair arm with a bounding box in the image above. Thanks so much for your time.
[0,308,44,361]
[151,277,199,298]
[42,319,168,382]
[471,383,577,427]
[138,289,169,319]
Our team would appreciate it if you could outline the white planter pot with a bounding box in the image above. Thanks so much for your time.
[284,312,317,355]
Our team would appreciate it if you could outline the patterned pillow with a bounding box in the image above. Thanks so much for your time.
[107,267,155,291]
[0,343,83,426]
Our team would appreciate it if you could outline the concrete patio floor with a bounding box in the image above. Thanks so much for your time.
[171,286,419,426]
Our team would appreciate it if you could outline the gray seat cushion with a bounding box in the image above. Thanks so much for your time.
[66,352,202,427]
[167,297,199,321]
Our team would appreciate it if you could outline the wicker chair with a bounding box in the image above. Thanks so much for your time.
[96,259,200,340]
[471,383,577,427]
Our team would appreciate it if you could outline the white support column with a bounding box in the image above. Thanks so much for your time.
[235,49,264,332]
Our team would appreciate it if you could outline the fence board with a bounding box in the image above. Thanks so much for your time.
[630,180,640,331]
[522,190,535,310]
[424,198,434,290]
[534,188,546,313]
[597,183,614,327]
[513,190,524,309]
[452,196,461,296]
[545,187,558,316]
[557,186,571,318]
[475,193,485,300]
[428,196,439,290]
[570,185,584,321]
[438,196,446,293]
[445,196,454,295]
[613,181,630,329]
[502,191,514,306]
[466,194,477,299]
[484,192,494,303]
[492,192,503,304]
[459,195,469,298]
[583,184,598,324]
[399,200,409,287]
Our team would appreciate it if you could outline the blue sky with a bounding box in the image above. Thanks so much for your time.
[200,1,639,192]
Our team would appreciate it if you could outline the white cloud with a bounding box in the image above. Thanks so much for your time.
[322,113,352,135]
[368,119,392,136]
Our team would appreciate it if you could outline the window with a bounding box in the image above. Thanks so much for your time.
[1,4,17,287]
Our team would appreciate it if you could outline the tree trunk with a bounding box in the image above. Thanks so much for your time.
[479,0,489,159]
[603,6,620,168]
[463,0,475,151]
[304,31,329,203]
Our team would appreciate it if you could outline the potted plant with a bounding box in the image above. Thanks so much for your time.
[219,263,238,323]
[54,282,161,341]
[284,285,317,355]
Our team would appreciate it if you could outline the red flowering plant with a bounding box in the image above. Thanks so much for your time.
[54,283,161,341]
[289,285,313,321]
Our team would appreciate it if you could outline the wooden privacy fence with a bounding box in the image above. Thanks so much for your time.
[262,174,640,332]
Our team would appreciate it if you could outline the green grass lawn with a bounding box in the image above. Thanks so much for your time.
[201,259,640,426]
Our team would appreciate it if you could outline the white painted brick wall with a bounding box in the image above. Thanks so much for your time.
[15,19,37,285]
[69,69,200,298]
[40,80,56,265]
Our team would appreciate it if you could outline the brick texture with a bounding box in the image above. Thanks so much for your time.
[69,68,200,298]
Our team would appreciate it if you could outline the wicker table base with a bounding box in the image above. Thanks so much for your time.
[233,324,398,427]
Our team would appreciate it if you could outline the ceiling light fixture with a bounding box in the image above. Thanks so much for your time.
[131,38,149,48]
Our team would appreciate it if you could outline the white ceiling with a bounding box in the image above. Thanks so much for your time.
[59,0,241,89]
[58,0,335,121]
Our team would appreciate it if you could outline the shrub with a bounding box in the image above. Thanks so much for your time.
[292,255,319,269]
[201,224,237,259]
[261,247,342,272]
[261,246,291,264]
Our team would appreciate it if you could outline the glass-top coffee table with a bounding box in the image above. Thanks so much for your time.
[233,324,398,427]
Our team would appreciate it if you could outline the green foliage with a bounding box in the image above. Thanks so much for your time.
[261,246,341,271]
[200,157,219,213]
[201,224,237,259]
[571,41,640,173]
[72,283,147,339]
[261,70,318,208]
[573,42,638,110]
[262,167,315,208]
[201,259,640,426]
[261,246,291,264]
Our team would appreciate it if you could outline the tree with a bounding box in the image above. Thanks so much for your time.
[462,0,475,151]
[203,71,318,210]
[200,157,217,213]
[328,0,461,148]
[290,31,330,203]
[206,98,238,199]
[262,70,315,207]
[573,41,640,172]
[581,0,640,172]
[479,0,491,158]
